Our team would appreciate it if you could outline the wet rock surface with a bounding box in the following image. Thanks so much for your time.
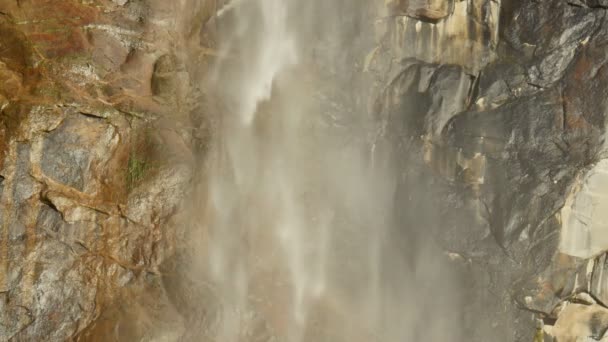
[370,0,608,340]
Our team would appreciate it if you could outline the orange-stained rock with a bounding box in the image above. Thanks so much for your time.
[0,0,211,340]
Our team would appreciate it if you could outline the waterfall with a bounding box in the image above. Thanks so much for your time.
[200,1,463,341]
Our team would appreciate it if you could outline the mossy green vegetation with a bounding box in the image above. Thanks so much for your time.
[533,328,544,342]
[126,125,163,191]
[127,154,147,190]
[126,127,153,191]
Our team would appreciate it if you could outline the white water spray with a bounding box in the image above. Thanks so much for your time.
[200,1,464,341]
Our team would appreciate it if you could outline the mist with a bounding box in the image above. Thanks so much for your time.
[181,1,467,341]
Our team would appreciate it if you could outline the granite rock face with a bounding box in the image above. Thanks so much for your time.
[0,0,213,340]
[4,0,608,341]
[369,0,608,340]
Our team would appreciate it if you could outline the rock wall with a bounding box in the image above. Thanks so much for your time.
[3,0,608,341]
[368,0,608,340]
[0,0,215,340]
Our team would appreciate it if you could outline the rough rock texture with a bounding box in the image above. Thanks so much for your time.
[5,0,608,341]
[0,0,215,340]
[368,0,608,340]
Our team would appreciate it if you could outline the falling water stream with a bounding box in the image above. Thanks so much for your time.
[200,1,463,341]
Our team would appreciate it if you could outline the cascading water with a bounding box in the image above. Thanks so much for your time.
[200,1,464,341]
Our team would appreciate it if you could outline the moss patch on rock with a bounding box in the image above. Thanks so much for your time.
[127,154,147,190]
[126,125,164,191]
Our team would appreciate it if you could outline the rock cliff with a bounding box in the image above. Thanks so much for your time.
[2,0,608,341]
[372,0,608,340]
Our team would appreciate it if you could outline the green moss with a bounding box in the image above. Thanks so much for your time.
[127,154,147,190]
[126,126,161,191]
[533,328,544,342]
